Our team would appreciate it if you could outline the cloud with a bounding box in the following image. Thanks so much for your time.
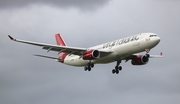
[0,0,110,10]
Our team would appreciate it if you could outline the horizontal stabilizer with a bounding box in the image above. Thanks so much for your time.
[33,54,61,60]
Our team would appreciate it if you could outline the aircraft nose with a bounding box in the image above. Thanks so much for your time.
[155,36,160,44]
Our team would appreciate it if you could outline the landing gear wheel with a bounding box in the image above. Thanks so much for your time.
[115,66,118,70]
[88,67,91,71]
[91,63,94,68]
[119,66,122,71]
[115,69,119,74]
[112,69,119,74]
[112,61,122,74]
[112,69,116,74]
[84,66,88,71]
[84,62,95,72]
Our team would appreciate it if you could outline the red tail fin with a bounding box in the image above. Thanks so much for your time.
[55,33,66,46]
[55,34,68,63]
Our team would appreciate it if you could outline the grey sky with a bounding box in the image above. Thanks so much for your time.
[0,0,110,10]
[1,0,180,104]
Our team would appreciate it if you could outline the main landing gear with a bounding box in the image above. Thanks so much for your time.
[112,60,122,74]
[84,62,94,71]
[84,61,122,74]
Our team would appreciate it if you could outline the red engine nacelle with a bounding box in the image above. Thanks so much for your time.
[83,50,100,60]
[131,54,149,65]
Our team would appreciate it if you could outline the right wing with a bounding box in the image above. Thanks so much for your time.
[8,35,113,56]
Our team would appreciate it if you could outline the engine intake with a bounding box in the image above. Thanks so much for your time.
[83,50,100,60]
[131,54,149,65]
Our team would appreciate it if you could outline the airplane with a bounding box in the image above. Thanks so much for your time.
[8,33,162,74]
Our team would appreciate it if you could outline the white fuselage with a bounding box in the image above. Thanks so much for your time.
[63,33,160,66]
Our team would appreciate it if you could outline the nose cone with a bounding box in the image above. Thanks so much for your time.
[150,36,160,48]
[155,36,161,44]
[148,36,161,48]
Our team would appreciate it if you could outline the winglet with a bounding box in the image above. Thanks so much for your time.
[8,35,15,40]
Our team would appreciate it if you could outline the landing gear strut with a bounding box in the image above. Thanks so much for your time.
[112,60,122,74]
[84,62,94,71]
[145,49,150,58]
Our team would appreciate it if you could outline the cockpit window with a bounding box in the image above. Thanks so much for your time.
[149,35,157,37]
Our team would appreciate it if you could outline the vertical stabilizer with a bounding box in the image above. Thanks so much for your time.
[55,33,68,63]
[55,33,66,46]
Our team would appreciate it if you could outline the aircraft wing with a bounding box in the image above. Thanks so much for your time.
[149,52,163,58]
[131,52,163,58]
[8,35,113,56]
[124,52,163,62]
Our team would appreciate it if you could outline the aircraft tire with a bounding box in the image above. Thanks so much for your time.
[116,69,119,74]
[91,63,94,68]
[115,66,119,70]
[88,67,91,71]
[112,69,116,74]
[119,66,122,71]
[84,66,88,71]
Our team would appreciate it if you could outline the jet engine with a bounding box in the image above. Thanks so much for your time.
[83,50,100,60]
[131,54,149,65]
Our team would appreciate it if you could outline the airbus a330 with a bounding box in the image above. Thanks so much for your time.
[8,33,162,74]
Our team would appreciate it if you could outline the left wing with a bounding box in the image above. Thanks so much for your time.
[131,52,163,58]
[8,35,112,56]
[124,52,163,62]
[149,52,163,58]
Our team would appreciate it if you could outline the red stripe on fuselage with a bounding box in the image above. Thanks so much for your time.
[59,53,68,63]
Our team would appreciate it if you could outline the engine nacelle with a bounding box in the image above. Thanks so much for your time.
[83,50,100,60]
[131,54,149,65]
